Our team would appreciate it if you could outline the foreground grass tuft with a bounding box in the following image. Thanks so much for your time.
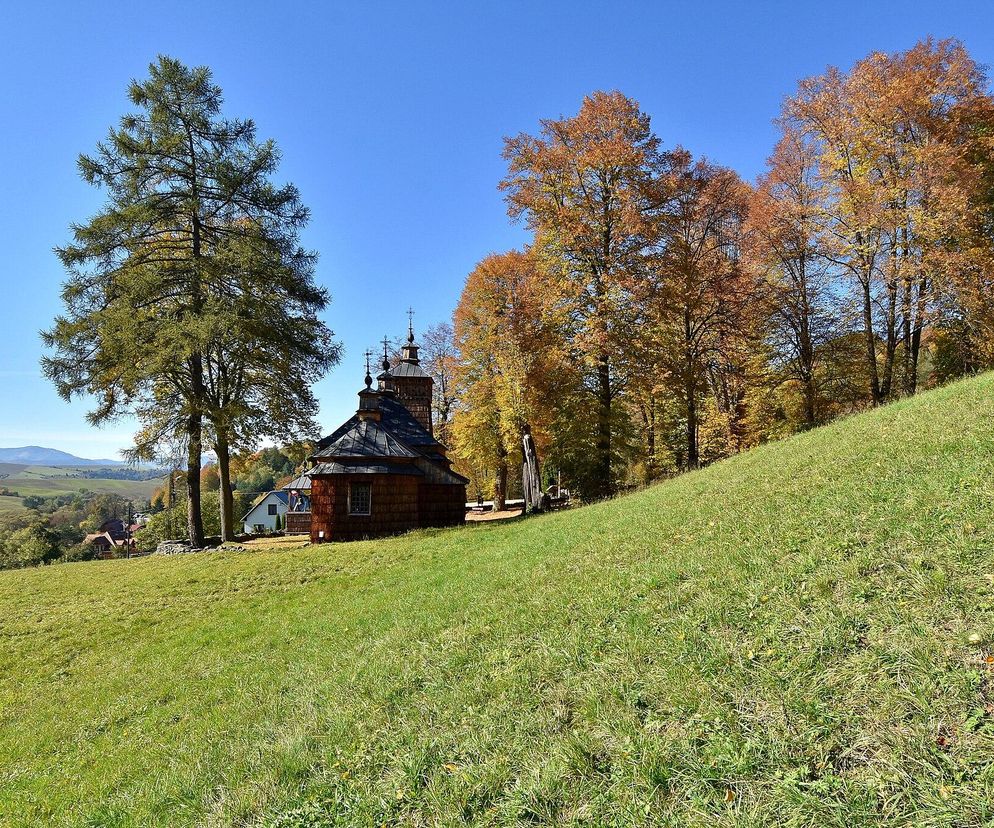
[3,375,994,826]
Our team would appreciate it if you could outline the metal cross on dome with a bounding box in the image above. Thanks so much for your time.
[363,349,374,387]
[381,336,391,371]
[407,307,415,341]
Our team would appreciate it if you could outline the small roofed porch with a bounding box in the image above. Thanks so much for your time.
[282,472,312,536]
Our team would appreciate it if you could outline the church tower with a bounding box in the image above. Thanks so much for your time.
[391,318,434,436]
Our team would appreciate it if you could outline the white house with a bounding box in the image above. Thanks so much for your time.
[242,490,289,535]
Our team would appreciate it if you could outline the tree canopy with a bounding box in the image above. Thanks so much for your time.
[453,40,994,501]
[44,56,337,545]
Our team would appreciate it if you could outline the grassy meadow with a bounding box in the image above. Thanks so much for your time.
[0,463,163,508]
[2,374,994,826]
[0,497,26,513]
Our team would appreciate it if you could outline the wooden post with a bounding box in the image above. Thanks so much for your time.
[522,424,545,513]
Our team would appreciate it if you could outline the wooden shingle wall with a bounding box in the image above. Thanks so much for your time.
[311,474,421,542]
[418,483,467,528]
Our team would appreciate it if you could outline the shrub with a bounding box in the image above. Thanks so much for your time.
[0,525,61,569]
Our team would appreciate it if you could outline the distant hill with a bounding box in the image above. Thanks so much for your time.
[0,446,125,466]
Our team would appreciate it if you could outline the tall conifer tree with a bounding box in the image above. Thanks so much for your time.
[43,56,336,546]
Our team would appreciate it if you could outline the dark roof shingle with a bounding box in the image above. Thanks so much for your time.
[391,360,432,379]
[309,461,424,476]
[376,396,441,448]
[316,417,418,459]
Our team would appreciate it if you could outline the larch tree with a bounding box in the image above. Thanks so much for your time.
[200,227,338,541]
[501,91,667,497]
[43,56,335,547]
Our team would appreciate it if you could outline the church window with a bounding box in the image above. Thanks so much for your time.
[349,483,371,515]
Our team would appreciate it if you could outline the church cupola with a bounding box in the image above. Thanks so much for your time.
[390,311,434,436]
[357,351,381,421]
[376,337,397,395]
[400,316,420,365]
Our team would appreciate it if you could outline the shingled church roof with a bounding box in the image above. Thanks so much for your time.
[313,396,443,455]
[308,328,467,485]
[390,360,432,379]
[309,460,424,476]
[314,417,419,459]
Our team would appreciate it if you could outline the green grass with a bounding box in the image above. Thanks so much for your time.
[3,375,994,827]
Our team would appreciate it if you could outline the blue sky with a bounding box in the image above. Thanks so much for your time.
[2,1,991,459]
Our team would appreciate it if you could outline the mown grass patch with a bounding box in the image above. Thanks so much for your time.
[2,375,994,826]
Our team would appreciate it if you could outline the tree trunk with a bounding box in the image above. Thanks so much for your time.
[185,409,205,547]
[860,273,882,406]
[797,253,817,428]
[686,378,698,470]
[185,124,206,548]
[216,431,235,541]
[880,272,898,400]
[685,308,699,470]
[494,457,507,512]
[595,350,612,497]
[521,424,543,513]
[908,272,928,395]
[645,396,657,483]
[901,279,913,396]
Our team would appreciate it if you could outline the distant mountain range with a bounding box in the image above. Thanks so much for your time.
[0,446,127,466]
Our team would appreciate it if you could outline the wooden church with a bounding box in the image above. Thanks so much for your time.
[299,326,467,543]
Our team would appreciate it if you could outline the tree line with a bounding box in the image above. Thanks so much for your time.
[0,492,137,569]
[445,39,994,503]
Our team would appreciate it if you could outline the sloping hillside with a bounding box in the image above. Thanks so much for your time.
[0,463,164,505]
[2,375,994,827]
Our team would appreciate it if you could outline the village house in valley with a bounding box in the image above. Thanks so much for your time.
[85,517,139,557]
[241,490,289,535]
[289,327,467,542]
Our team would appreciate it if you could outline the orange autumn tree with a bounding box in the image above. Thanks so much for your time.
[784,38,992,403]
[501,91,669,497]
[744,128,841,429]
[451,250,571,507]
[448,43,994,496]
[648,154,753,469]
[936,91,994,369]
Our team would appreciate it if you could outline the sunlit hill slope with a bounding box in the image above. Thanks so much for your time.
[2,374,994,826]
